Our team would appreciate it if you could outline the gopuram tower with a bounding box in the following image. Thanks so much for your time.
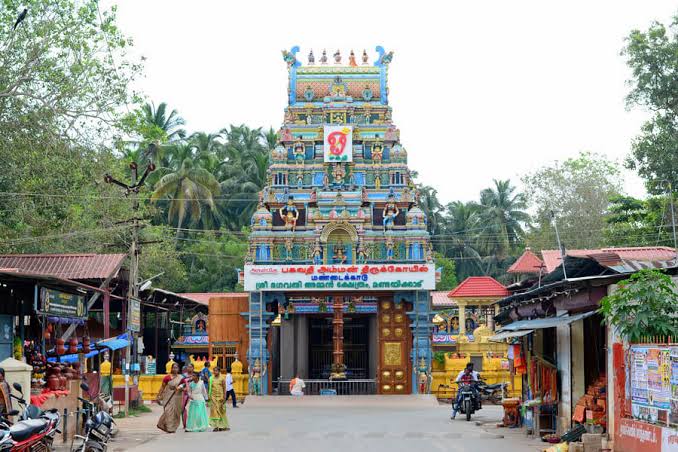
[243,47,434,395]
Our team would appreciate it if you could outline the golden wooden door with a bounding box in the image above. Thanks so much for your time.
[377,298,411,394]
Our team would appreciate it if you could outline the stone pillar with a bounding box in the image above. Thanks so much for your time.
[247,292,274,394]
[331,296,346,379]
[458,301,467,335]
[405,290,433,394]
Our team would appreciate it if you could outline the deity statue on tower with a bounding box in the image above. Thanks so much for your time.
[293,139,305,164]
[382,194,400,229]
[357,241,368,264]
[320,49,328,65]
[362,49,369,65]
[279,197,299,231]
[284,237,293,261]
[312,241,323,264]
[371,141,383,163]
[332,163,346,187]
[333,49,342,64]
[249,358,266,396]
[385,236,395,260]
[308,49,315,65]
[349,50,357,67]
[333,243,347,264]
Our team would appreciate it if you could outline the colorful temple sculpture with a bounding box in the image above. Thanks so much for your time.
[243,47,434,395]
[430,277,522,399]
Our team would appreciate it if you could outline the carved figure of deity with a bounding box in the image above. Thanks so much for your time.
[323,172,330,189]
[382,195,400,229]
[361,186,368,203]
[249,357,265,395]
[362,49,369,65]
[426,243,434,262]
[371,142,383,163]
[293,140,305,164]
[333,244,347,264]
[310,188,317,203]
[312,241,323,265]
[308,49,315,65]
[374,174,382,190]
[296,173,304,188]
[284,238,293,261]
[320,49,328,65]
[385,236,395,260]
[279,197,299,231]
[333,49,342,64]
[349,50,357,67]
[332,163,345,186]
[418,357,430,394]
[357,242,368,264]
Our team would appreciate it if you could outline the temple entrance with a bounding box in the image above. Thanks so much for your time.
[309,316,370,379]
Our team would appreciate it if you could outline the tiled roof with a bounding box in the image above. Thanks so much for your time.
[178,293,247,306]
[431,291,456,307]
[507,249,544,274]
[448,276,509,298]
[0,254,126,281]
[541,247,677,273]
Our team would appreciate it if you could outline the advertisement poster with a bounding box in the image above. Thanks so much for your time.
[632,347,649,404]
[40,287,86,318]
[323,125,353,162]
[671,347,678,425]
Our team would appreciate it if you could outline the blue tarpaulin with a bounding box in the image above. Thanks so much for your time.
[97,333,131,351]
[48,349,100,363]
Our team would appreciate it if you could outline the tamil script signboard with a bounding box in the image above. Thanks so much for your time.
[40,287,86,318]
[244,263,435,292]
[323,125,352,162]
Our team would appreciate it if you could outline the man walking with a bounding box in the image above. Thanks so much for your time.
[200,361,212,392]
[225,366,238,408]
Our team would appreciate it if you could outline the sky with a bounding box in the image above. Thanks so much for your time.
[105,0,676,204]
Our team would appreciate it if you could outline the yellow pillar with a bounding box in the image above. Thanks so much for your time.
[458,301,466,335]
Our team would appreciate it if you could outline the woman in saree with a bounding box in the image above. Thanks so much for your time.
[181,364,194,428]
[185,373,209,432]
[156,363,184,433]
[208,366,230,431]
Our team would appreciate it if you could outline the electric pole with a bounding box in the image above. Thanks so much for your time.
[105,155,155,417]
[551,210,568,280]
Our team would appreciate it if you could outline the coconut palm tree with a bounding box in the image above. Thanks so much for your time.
[478,179,530,260]
[417,185,445,236]
[441,201,484,279]
[150,154,220,236]
[142,102,186,142]
[263,127,278,151]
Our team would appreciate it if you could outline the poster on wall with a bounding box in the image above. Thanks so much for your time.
[670,347,678,425]
[323,125,353,162]
[630,344,676,425]
[632,347,649,404]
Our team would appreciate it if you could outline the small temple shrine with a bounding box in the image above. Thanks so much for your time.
[243,47,434,395]
[430,277,521,398]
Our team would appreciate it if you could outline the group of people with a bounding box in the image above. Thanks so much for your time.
[156,361,238,433]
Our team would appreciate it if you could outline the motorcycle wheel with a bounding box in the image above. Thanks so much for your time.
[464,399,472,422]
[490,392,502,405]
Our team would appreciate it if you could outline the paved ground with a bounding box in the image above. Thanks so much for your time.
[88,397,544,452]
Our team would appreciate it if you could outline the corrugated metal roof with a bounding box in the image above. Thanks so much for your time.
[431,291,456,307]
[507,249,544,274]
[498,311,597,331]
[448,276,509,298]
[541,247,677,273]
[0,254,126,281]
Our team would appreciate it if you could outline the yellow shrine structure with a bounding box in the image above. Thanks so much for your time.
[430,277,521,399]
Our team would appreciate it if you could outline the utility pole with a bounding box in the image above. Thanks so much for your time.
[550,210,567,280]
[105,155,155,417]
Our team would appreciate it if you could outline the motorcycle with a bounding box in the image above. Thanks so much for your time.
[70,383,114,452]
[0,383,61,452]
[455,381,481,422]
[476,380,507,405]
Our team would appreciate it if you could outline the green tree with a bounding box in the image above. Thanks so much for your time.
[417,185,444,236]
[434,253,458,291]
[522,152,623,250]
[151,156,221,234]
[623,15,678,195]
[141,102,186,142]
[604,195,675,247]
[599,269,678,342]
[478,179,529,259]
[440,201,484,281]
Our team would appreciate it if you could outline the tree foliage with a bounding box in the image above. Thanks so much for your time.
[599,269,678,342]
[623,14,678,195]
[434,253,458,291]
[522,152,622,250]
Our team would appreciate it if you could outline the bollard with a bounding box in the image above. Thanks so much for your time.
[62,408,68,444]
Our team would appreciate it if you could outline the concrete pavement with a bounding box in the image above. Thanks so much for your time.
[101,397,544,452]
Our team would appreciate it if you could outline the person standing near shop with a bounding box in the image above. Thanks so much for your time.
[0,369,12,416]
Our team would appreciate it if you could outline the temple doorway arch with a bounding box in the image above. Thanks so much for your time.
[320,223,358,264]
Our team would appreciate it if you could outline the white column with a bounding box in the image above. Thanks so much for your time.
[556,322,572,434]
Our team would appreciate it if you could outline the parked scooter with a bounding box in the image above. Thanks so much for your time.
[455,381,481,421]
[476,380,507,405]
[0,383,61,452]
[71,383,114,452]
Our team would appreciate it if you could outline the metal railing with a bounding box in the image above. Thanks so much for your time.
[276,379,376,395]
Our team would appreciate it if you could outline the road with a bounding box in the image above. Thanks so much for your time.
[102,396,543,452]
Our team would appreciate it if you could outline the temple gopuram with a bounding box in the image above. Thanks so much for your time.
[243,47,434,395]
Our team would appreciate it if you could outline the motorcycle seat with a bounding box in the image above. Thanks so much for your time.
[483,383,503,390]
[10,419,48,442]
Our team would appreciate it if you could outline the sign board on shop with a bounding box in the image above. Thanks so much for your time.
[244,263,435,292]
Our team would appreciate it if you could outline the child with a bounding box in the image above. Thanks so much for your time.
[185,373,209,432]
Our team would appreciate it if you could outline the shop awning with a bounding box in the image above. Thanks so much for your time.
[488,330,534,341]
[97,333,131,351]
[498,310,597,332]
